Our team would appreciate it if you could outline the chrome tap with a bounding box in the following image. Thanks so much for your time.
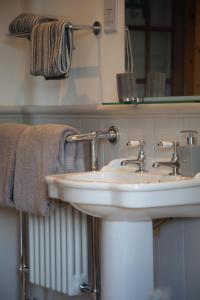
[121,140,146,172]
[152,141,180,175]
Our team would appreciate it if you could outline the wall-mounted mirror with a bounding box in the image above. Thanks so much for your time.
[125,0,200,97]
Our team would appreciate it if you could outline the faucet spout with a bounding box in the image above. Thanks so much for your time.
[152,160,180,175]
[153,140,180,176]
[121,158,146,172]
[121,139,147,172]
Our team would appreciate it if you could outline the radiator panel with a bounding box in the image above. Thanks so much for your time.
[28,205,88,296]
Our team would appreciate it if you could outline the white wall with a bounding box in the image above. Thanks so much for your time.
[0,0,30,105]
[0,0,124,106]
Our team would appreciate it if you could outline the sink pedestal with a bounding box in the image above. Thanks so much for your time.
[101,220,154,300]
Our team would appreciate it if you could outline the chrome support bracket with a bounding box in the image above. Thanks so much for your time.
[107,126,119,144]
[80,283,97,294]
[93,21,101,35]
[19,264,30,274]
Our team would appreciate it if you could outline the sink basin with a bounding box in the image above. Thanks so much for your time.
[45,158,200,300]
[45,159,200,221]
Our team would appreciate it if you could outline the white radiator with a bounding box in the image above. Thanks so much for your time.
[28,205,88,296]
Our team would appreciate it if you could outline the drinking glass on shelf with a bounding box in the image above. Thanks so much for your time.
[116,72,137,102]
[145,72,166,97]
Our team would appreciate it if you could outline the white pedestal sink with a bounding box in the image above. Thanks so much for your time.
[46,159,200,300]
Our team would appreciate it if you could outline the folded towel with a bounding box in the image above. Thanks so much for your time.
[9,13,57,34]
[0,123,28,207]
[30,20,74,78]
[14,124,85,216]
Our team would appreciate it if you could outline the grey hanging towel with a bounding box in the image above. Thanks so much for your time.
[30,20,74,78]
[14,124,85,216]
[0,123,29,207]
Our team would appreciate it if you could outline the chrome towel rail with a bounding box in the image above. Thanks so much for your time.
[8,21,101,38]
[66,126,119,144]
[66,126,119,171]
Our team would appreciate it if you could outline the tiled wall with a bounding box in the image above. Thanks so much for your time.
[21,107,200,300]
[80,114,200,169]
[1,107,200,300]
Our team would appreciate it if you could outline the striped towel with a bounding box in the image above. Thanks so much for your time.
[30,20,74,79]
[9,13,57,35]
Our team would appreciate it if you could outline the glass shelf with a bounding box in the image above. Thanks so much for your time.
[102,96,200,105]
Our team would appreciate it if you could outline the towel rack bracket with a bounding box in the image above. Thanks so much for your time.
[93,21,101,35]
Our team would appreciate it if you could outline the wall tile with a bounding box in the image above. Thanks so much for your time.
[102,117,155,167]
[0,116,23,124]
[23,116,82,129]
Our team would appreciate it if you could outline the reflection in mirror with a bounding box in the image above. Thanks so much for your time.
[125,0,200,97]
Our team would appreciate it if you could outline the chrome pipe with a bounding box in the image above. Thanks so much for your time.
[66,126,119,172]
[67,126,119,297]
[91,138,98,171]
[91,217,101,298]
[19,211,25,300]
[66,132,96,142]
[19,212,29,300]
[65,126,119,144]
[69,21,101,35]
[80,217,101,298]
[95,126,119,143]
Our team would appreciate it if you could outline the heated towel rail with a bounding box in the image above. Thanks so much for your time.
[66,126,119,171]
[28,204,88,296]
[20,126,119,300]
